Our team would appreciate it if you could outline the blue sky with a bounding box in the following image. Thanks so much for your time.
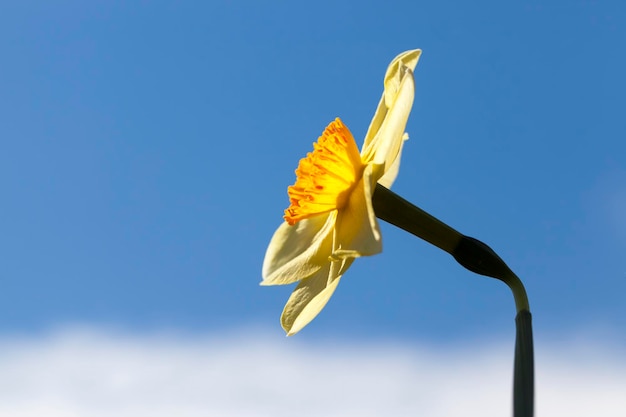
[0,1,625,414]
[2,0,625,339]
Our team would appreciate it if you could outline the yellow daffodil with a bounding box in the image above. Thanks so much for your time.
[262,49,421,335]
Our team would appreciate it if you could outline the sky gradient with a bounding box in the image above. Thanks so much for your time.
[1,1,624,414]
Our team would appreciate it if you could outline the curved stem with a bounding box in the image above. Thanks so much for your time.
[371,183,462,254]
[372,184,534,417]
[506,272,529,313]
[372,184,529,312]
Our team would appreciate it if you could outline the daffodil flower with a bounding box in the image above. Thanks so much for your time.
[262,49,421,335]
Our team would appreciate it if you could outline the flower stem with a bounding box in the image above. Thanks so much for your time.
[514,309,534,417]
[372,184,534,417]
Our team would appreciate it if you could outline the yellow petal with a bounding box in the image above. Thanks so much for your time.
[362,50,420,152]
[377,132,408,188]
[331,164,383,259]
[362,65,415,168]
[361,49,420,173]
[383,49,421,108]
[281,258,354,336]
[261,212,336,285]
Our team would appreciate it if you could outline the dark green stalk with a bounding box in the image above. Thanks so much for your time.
[514,310,534,417]
[372,183,534,417]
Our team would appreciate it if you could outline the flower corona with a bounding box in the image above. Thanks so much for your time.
[284,118,364,225]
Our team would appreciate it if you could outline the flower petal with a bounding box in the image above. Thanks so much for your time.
[361,49,419,171]
[332,164,383,259]
[261,212,336,285]
[280,258,354,336]
[362,66,415,168]
[377,132,408,188]
[383,49,421,108]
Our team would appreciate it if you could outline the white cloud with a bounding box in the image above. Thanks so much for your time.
[0,326,624,417]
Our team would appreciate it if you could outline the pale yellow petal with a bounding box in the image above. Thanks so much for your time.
[361,49,420,163]
[383,49,421,108]
[261,212,336,285]
[377,132,408,188]
[331,164,382,259]
[281,259,354,336]
[362,66,415,171]
[361,93,386,159]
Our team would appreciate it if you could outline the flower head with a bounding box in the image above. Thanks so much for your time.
[262,49,421,335]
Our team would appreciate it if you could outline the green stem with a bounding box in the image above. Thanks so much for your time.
[506,272,530,314]
[372,184,534,417]
[372,184,529,312]
[371,184,462,254]
[514,310,534,417]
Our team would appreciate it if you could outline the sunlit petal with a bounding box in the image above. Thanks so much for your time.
[383,49,421,108]
[281,259,354,336]
[332,164,383,259]
[362,94,386,159]
[362,66,415,170]
[361,49,420,166]
[261,212,336,285]
[377,132,408,188]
